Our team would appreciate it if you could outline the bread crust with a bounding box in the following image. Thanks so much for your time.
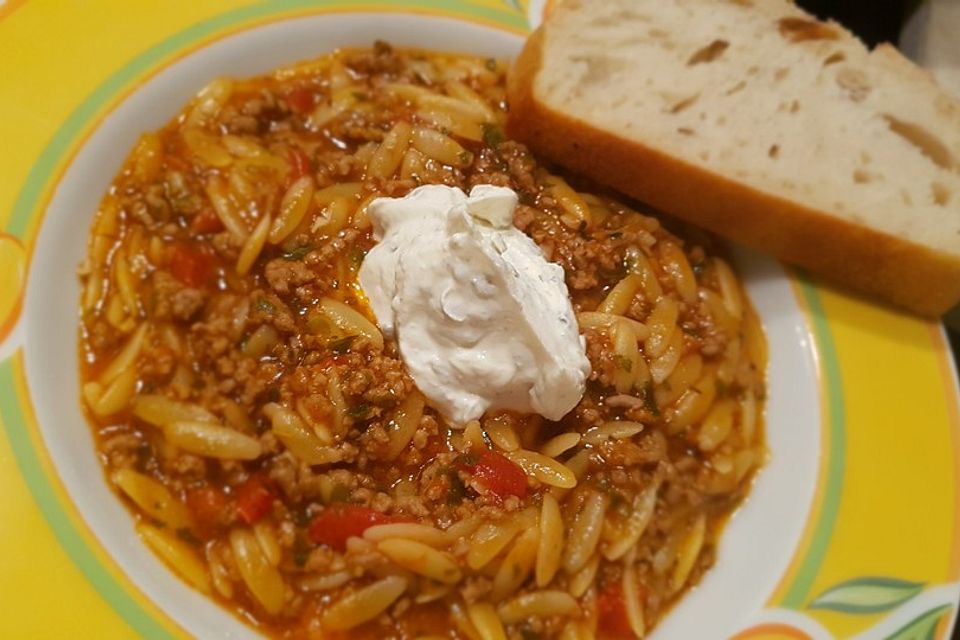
[507,28,960,317]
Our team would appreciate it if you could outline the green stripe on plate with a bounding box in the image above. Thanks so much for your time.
[780,276,847,608]
[0,356,176,639]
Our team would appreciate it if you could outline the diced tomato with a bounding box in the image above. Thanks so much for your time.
[286,88,316,114]
[460,449,529,499]
[307,504,400,551]
[169,242,214,288]
[186,485,229,536]
[164,154,191,173]
[235,474,275,525]
[597,584,639,639]
[287,147,312,183]
[190,207,223,234]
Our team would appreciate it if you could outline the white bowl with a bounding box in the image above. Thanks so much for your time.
[24,12,821,639]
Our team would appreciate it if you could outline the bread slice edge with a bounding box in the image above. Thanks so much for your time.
[507,28,960,317]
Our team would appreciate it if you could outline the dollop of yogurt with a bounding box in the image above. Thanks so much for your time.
[358,184,591,426]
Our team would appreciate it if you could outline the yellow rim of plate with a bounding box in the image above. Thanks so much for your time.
[0,2,956,638]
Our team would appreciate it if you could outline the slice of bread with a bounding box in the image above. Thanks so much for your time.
[507,0,960,316]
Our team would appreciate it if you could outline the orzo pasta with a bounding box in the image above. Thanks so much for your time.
[78,42,766,639]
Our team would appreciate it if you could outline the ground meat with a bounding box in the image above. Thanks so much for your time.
[224,89,287,133]
[459,576,493,603]
[138,344,176,380]
[398,413,442,468]
[349,487,394,513]
[344,40,403,76]
[264,258,316,295]
[168,452,207,479]
[151,271,208,321]
[223,113,259,134]
[512,203,538,232]
[213,356,281,405]
[303,546,340,574]
[357,422,393,459]
[370,176,419,196]
[303,228,365,271]
[468,152,513,189]
[86,318,122,353]
[240,89,282,118]
[623,404,659,424]
[544,229,626,291]
[336,353,414,408]
[314,149,365,184]
[498,141,540,195]
[584,329,618,388]
[599,430,668,467]
[249,291,298,334]
[100,430,145,470]
[268,453,327,503]
[469,141,539,198]
[144,183,171,219]
[210,231,241,256]
[570,394,605,428]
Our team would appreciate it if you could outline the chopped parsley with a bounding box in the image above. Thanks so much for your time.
[328,483,350,504]
[293,508,312,528]
[175,527,200,546]
[715,380,730,398]
[609,491,628,513]
[327,335,357,354]
[642,380,660,417]
[255,297,276,314]
[347,403,372,419]
[282,245,312,261]
[482,123,504,151]
[292,537,310,567]
[455,451,479,468]
[485,57,498,72]
[615,355,633,373]
[134,442,152,472]
[254,416,271,435]
[446,469,467,506]
[348,247,367,269]
[598,261,628,284]
[682,324,703,337]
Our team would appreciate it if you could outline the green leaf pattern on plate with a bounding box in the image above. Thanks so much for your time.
[882,604,952,640]
[809,577,925,614]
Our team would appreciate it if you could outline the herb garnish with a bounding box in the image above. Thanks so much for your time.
[482,123,504,151]
[255,297,276,314]
[282,245,312,261]
[327,335,357,354]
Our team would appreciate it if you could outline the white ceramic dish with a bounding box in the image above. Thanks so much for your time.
[23,13,819,638]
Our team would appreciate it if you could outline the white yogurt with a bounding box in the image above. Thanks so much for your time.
[358,184,591,426]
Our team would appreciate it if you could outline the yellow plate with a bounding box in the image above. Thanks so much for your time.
[0,2,956,638]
